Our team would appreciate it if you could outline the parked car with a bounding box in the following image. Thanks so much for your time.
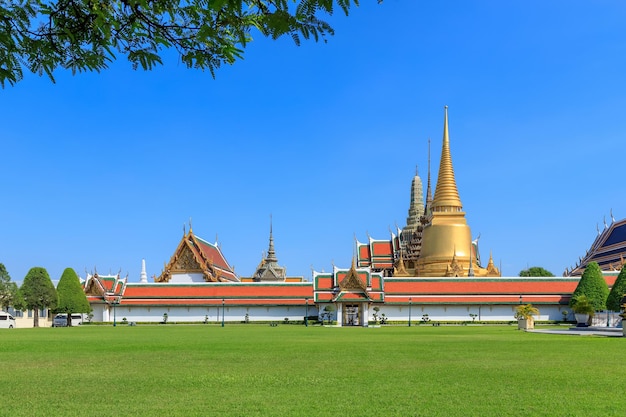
[53,314,84,327]
[0,311,16,329]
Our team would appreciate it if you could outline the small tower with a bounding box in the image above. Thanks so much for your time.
[252,216,287,281]
[140,259,148,283]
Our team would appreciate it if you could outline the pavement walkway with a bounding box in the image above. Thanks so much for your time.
[529,326,623,337]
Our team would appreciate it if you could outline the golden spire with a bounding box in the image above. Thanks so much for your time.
[425,137,433,215]
[431,106,462,212]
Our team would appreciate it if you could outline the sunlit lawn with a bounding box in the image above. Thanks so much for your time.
[1,324,625,416]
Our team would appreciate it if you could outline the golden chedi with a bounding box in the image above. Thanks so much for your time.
[416,106,499,277]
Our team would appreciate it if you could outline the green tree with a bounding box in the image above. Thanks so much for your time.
[0,263,20,311]
[0,0,363,87]
[569,262,609,312]
[519,266,554,277]
[606,265,626,312]
[20,267,58,327]
[56,268,91,326]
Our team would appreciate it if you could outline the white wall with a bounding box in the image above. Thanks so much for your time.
[91,305,320,323]
[371,304,571,322]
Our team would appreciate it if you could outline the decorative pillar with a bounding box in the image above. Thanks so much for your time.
[336,303,343,326]
[362,303,369,327]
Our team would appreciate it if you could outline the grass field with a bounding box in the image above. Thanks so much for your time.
[1,324,625,416]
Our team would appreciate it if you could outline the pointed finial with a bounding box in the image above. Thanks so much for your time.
[432,105,463,211]
[467,241,475,277]
[611,208,615,223]
[415,165,418,176]
[266,214,277,263]
[183,224,186,236]
[604,216,608,229]
[189,217,193,233]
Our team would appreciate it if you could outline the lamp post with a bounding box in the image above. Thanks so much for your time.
[107,294,119,327]
[221,299,225,327]
[305,298,309,327]
[408,297,412,327]
[519,295,523,305]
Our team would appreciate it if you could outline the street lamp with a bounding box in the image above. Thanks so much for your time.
[519,295,523,305]
[221,299,225,327]
[109,295,120,327]
[305,298,309,327]
[408,297,412,327]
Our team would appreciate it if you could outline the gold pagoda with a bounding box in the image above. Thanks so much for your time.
[415,106,499,277]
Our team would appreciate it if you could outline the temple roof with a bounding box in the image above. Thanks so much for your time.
[567,217,626,276]
[84,272,127,304]
[156,229,239,282]
[90,281,313,307]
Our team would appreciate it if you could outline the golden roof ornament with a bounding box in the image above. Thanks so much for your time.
[431,106,463,212]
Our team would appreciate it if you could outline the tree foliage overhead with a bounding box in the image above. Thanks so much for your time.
[0,0,363,87]
[606,265,626,312]
[518,266,554,277]
[20,267,57,327]
[569,262,609,312]
[56,267,91,326]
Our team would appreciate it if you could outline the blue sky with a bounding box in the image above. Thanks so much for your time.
[2,1,626,283]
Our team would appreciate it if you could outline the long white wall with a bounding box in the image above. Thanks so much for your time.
[91,305,320,323]
[88,303,600,324]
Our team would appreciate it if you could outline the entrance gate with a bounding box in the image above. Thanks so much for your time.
[344,304,360,326]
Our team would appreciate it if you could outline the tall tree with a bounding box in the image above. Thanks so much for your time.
[20,267,58,327]
[56,268,91,326]
[0,263,19,310]
[569,262,609,312]
[519,267,554,277]
[0,0,363,87]
[606,265,626,312]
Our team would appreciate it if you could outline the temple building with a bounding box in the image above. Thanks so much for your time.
[565,214,626,276]
[357,107,500,278]
[78,106,619,327]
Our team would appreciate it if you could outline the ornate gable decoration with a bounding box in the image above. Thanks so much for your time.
[338,260,367,292]
[84,274,104,296]
[156,231,222,282]
[172,244,202,272]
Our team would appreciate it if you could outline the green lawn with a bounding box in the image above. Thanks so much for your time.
[1,325,624,416]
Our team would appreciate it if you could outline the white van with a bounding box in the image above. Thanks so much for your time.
[53,314,84,327]
[0,311,16,329]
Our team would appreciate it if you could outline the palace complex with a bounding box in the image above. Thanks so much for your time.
[81,107,622,326]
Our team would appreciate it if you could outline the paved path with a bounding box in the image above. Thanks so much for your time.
[529,327,623,337]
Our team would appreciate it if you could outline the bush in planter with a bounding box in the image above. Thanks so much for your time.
[569,262,609,312]
[514,304,539,329]
[514,304,540,320]
[571,295,595,316]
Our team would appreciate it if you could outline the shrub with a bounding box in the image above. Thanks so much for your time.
[570,262,608,311]
[607,265,626,311]
[571,295,595,317]
[514,304,539,320]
